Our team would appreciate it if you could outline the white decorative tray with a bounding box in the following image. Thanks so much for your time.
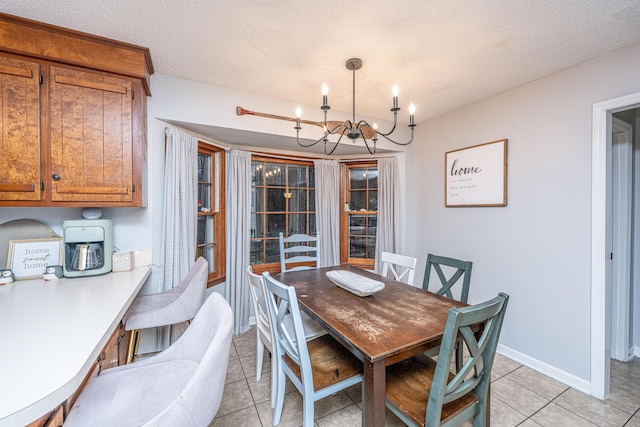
[326,270,385,297]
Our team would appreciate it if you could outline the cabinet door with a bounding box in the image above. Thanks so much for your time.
[0,55,41,201]
[49,66,134,203]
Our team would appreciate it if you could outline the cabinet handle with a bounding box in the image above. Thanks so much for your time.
[52,174,60,181]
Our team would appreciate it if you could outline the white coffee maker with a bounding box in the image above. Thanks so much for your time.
[62,218,113,277]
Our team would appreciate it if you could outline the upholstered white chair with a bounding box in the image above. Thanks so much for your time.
[279,232,319,272]
[64,292,233,427]
[380,251,418,286]
[262,272,362,427]
[123,257,208,363]
[246,265,326,408]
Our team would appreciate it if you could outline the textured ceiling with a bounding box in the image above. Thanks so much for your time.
[2,0,640,132]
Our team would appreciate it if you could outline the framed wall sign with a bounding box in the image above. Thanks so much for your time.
[7,237,63,279]
[445,139,508,207]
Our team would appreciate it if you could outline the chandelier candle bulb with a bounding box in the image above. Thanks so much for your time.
[295,106,302,129]
[409,102,416,126]
[322,83,329,108]
[392,84,399,109]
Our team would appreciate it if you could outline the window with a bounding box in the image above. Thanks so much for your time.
[341,162,378,269]
[197,142,225,286]
[250,156,315,273]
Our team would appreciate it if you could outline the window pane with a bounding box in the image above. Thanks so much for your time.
[198,153,211,182]
[251,240,264,264]
[349,236,366,258]
[368,215,377,236]
[252,187,264,212]
[266,188,285,211]
[198,183,211,210]
[368,169,378,188]
[288,213,307,235]
[309,213,316,235]
[369,190,378,211]
[266,164,285,186]
[350,168,367,189]
[309,190,315,211]
[252,161,264,186]
[197,215,213,245]
[251,213,264,238]
[288,165,307,188]
[309,167,315,187]
[265,214,285,237]
[266,239,280,263]
[197,244,215,273]
[350,191,367,211]
[290,189,307,212]
[366,237,376,259]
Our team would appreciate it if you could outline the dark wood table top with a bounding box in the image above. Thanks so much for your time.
[276,264,467,364]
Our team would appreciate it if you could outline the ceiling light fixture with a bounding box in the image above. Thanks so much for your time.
[295,58,416,155]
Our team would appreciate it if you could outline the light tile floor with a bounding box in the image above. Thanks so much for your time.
[211,326,640,427]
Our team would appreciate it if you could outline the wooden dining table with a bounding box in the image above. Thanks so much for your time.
[275,264,468,427]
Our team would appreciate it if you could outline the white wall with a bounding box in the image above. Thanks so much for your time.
[634,113,640,356]
[406,41,640,388]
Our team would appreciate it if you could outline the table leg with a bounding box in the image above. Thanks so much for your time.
[361,359,386,427]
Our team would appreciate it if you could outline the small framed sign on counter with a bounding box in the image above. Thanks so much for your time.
[445,139,508,207]
[7,237,63,279]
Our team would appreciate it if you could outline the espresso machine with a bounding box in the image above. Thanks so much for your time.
[62,219,113,277]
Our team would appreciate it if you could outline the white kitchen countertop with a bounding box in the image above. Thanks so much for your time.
[0,267,151,426]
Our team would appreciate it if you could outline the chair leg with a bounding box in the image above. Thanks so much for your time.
[272,364,286,426]
[270,352,277,408]
[302,391,314,427]
[256,337,264,381]
[126,329,140,364]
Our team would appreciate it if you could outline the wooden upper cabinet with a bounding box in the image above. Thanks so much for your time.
[0,13,153,207]
[49,66,135,203]
[0,55,41,201]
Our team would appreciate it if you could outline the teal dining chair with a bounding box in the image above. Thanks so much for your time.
[422,254,473,371]
[262,272,362,427]
[422,254,473,303]
[385,292,509,427]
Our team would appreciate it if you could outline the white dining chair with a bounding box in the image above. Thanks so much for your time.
[246,266,326,408]
[64,292,233,427]
[262,272,362,427]
[279,232,319,272]
[380,251,418,286]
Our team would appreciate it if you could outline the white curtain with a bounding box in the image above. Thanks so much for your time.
[374,157,400,272]
[225,149,252,335]
[313,160,340,267]
[157,127,198,349]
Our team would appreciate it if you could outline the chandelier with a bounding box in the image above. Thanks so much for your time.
[295,58,416,155]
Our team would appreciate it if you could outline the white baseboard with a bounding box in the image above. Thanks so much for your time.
[497,344,591,395]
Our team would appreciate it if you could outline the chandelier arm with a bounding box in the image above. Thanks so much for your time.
[359,131,377,155]
[324,129,350,155]
[376,125,416,146]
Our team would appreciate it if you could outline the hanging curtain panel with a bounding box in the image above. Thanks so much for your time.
[314,159,340,267]
[157,127,198,349]
[225,149,252,335]
[374,157,400,272]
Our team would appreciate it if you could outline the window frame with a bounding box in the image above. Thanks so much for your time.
[197,141,226,287]
[250,155,315,274]
[340,161,378,269]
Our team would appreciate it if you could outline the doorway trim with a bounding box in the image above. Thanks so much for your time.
[591,92,640,399]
